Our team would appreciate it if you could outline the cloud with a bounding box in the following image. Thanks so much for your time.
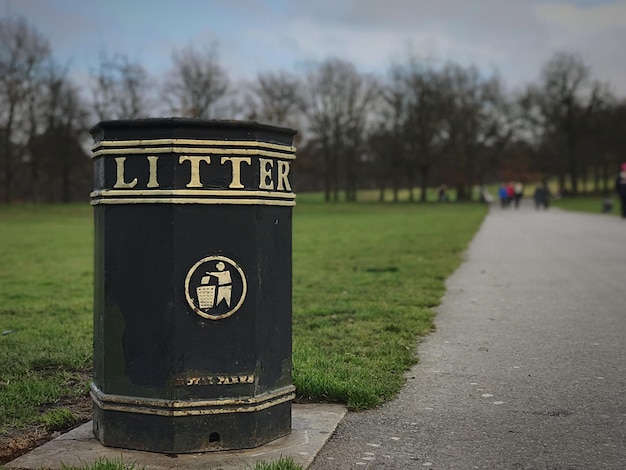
[273,0,553,91]
[1,0,96,57]
[3,0,626,96]
[269,0,626,93]
[532,1,626,93]
[536,1,626,34]
[282,17,495,72]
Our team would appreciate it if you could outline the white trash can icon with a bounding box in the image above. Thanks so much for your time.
[197,285,216,309]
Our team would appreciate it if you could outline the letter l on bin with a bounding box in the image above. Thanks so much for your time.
[90,118,296,453]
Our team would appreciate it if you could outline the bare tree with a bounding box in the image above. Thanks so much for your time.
[163,44,229,119]
[369,69,412,202]
[302,58,379,202]
[24,62,61,202]
[245,70,303,127]
[368,124,405,202]
[579,93,625,195]
[444,63,512,200]
[47,81,88,202]
[522,52,606,194]
[385,58,454,202]
[0,15,50,203]
[22,59,89,203]
[91,52,153,120]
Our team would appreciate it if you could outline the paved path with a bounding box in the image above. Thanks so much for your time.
[310,203,626,469]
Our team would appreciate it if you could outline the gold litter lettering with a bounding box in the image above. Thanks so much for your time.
[147,156,159,188]
[277,161,291,191]
[221,156,252,189]
[259,158,274,190]
[104,154,293,194]
[114,157,138,189]
[179,155,212,188]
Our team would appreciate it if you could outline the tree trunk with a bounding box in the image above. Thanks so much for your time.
[61,144,70,203]
[568,139,579,195]
[2,113,15,203]
[456,184,466,201]
[556,174,562,193]
[602,161,610,195]
[419,165,430,203]
[30,161,41,203]
[323,150,331,202]
[407,171,415,202]
[3,143,12,203]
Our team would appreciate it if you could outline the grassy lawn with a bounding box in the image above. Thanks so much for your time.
[0,205,93,431]
[292,199,485,409]
[0,199,486,466]
[551,194,621,216]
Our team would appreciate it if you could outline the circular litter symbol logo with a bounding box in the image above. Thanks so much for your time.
[184,256,247,320]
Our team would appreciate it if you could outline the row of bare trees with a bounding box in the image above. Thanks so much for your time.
[1,13,625,203]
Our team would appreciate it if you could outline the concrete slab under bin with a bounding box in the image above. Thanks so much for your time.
[6,403,346,470]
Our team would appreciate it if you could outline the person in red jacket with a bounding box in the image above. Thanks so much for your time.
[506,182,515,206]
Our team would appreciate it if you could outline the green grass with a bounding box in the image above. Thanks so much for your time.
[40,407,80,431]
[55,455,300,470]
[551,194,621,216]
[292,201,485,409]
[60,457,144,470]
[0,200,486,437]
[254,456,302,470]
[301,187,460,203]
[0,204,93,433]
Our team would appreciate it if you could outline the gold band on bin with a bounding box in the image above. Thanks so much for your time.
[90,382,296,417]
[91,138,296,206]
[91,138,296,160]
[90,189,296,206]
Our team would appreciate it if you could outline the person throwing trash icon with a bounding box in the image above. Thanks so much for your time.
[199,261,232,308]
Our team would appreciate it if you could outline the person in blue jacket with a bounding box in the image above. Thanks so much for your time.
[498,183,509,208]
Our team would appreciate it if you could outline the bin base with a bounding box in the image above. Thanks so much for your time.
[91,384,294,453]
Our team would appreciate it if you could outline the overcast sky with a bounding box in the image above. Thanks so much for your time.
[2,0,626,96]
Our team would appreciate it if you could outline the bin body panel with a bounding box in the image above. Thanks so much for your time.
[94,205,177,398]
[91,119,295,453]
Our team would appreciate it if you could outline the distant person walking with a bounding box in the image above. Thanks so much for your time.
[506,182,515,206]
[438,184,448,202]
[617,162,626,218]
[513,181,524,208]
[534,182,550,210]
[498,183,509,209]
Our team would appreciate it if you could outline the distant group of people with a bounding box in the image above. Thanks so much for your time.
[434,165,626,214]
[493,162,626,216]
[497,181,525,209]
[498,181,551,210]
